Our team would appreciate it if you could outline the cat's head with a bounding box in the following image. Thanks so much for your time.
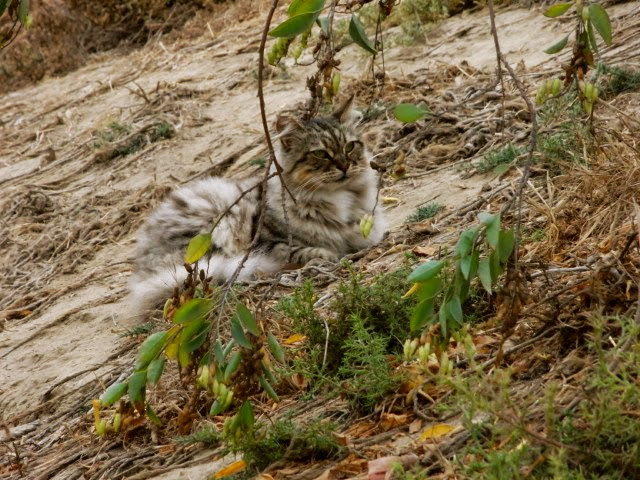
[274,96,371,193]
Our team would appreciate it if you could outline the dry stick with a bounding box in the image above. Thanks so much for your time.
[214,0,282,335]
[486,0,538,363]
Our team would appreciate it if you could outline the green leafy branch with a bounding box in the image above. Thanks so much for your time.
[406,212,514,341]
[537,1,613,114]
[1,0,32,48]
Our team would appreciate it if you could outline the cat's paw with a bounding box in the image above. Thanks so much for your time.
[296,247,339,264]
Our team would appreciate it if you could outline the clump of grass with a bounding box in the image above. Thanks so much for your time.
[332,266,415,350]
[474,143,524,174]
[448,315,640,478]
[174,424,220,446]
[278,268,412,411]
[120,322,155,337]
[538,124,589,166]
[93,120,173,155]
[93,121,131,149]
[150,121,173,142]
[337,316,406,412]
[225,419,344,474]
[248,156,266,167]
[406,202,443,222]
[599,64,640,97]
[393,0,448,44]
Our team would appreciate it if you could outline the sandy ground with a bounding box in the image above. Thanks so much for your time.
[1,2,638,478]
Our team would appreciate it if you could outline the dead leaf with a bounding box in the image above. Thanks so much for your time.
[380,413,409,430]
[368,454,419,480]
[419,423,454,441]
[284,333,307,345]
[408,418,423,434]
[412,245,437,256]
[410,221,439,234]
[215,460,246,478]
[291,373,308,390]
[256,475,275,480]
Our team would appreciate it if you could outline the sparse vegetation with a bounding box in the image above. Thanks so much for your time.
[474,143,524,174]
[406,202,443,222]
[599,63,640,97]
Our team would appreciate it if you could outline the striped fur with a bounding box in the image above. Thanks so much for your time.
[130,99,386,309]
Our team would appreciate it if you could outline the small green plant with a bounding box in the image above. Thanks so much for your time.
[174,424,221,446]
[120,322,155,337]
[248,156,266,167]
[539,123,589,166]
[406,202,443,222]
[223,417,344,473]
[337,316,405,412]
[474,143,524,175]
[406,211,514,341]
[598,63,640,97]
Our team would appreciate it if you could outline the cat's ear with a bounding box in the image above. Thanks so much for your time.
[332,95,359,125]
[274,114,303,150]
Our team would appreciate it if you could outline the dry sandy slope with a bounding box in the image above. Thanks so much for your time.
[1,1,638,478]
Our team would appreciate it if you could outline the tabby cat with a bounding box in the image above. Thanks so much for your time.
[130,97,386,308]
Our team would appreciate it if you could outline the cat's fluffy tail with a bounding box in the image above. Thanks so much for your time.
[128,253,281,314]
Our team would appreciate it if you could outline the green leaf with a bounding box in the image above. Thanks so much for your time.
[230,317,252,349]
[490,251,502,282]
[456,228,478,257]
[288,0,324,16]
[587,18,599,54]
[148,357,166,385]
[180,318,209,353]
[18,0,30,27]
[100,382,128,407]
[261,360,278,384]
[417,276,442,300]
[213,340,225,365]
[393,103,429,123]
[447,297,463,325]
[269,12,318,38]
[498,230,515,262]
[128,370,147,407]
[589,4,612,46]
[238,401,255,429]
[222,339,236,359]
[468,250,480,281]
[543,3,572,17]
[185,232,211,264]
[439,306,448,338]
[209,399,224,416]
[135,331,168,370]
[259,375,280,402]
[146,404,163,425]
[224,351,243,381]
[267,331,285,363]
[408,260,445,283]
[486,215,501,248]
[173,298,212,324]
[544,35,569,54]
[316,16,329,33]
[348,14,376,54]
[411,298,435,332]
[478,258,492,294]
[235,303,260,336]
[460,254,473,280]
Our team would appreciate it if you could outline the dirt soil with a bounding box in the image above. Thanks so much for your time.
[1,1,639,479]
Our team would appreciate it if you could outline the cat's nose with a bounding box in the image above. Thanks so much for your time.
[335,159,349,173]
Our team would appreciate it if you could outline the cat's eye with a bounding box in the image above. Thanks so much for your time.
[345,141,359,153]
[312,149,331,159]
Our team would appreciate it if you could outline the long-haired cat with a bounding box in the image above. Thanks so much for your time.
[130,97,386,309]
